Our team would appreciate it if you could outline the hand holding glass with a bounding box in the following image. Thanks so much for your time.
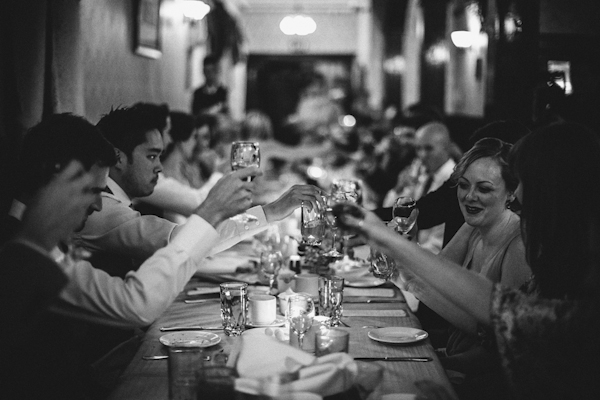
[301,201,325,246]
[392,196,419,235]
[230,141,260,223]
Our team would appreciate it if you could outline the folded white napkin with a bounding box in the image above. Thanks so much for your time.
[233,334,358,397]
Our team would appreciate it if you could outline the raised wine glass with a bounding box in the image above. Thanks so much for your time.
[392,196,419,236]
[287,293,315,350]
[260,250,284,295]
[301,201,325,247]
[230,141,260,223]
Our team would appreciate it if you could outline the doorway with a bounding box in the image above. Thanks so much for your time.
[246,55,354,144]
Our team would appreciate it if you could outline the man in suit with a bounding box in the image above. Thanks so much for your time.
[0,143,115,399]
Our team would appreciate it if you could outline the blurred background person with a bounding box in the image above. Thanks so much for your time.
[191,54,228,117]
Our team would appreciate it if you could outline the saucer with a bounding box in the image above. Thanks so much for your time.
[159,331,221,348]
[246,316,286,328]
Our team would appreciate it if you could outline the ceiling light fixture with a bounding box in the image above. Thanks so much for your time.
[280,14,317,36]
[182,0,211,21]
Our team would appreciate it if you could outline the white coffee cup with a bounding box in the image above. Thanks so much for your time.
[293,273,319,299]
[248,294,276,325]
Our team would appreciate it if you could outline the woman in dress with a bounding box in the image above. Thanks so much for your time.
[338,122,600,399]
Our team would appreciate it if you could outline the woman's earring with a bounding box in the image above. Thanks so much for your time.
[506,194,515,209]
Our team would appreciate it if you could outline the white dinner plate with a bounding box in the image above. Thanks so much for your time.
[159,331,221,348]
[246,316,286,328]
[367,327,428,344]
[345,277,387,288]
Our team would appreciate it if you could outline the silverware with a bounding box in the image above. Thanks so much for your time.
[142,355,168,360]
[354,356,432,362]
[143,355,212,361]
[160,326,223,332]
[344,298,406,303]
[184,298,221,304]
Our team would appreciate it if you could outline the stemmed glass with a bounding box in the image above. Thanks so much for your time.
[301,201,325,247]
[230,141,260,223]
[392,196,419,236]
[260,251,283,295]
[287,293,315,350]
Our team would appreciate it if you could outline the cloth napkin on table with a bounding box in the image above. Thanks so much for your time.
[231,334,358,397]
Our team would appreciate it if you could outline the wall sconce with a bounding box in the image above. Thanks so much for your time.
[280,14,317,36]
[451,31,474,48]
[450,0,481,49]
[182,0,211,21]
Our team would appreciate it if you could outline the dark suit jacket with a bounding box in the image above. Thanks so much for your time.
[0,242,88,399]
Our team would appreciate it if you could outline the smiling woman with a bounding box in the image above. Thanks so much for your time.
[389,137,531,398]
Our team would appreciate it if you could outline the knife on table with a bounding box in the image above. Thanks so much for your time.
[160,326,223,332]
[354,356,432,362]
[344,298,406,303]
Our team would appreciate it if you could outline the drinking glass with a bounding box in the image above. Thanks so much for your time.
[318,276,345,327]
[260,251,284,294]
[301,201,325,247]
[329,179,362,258]
[322,194,344,258]
[369,247,396,281]
[287,293,315,350]
[392,196,419,235]
[196,366,238,400]
[219,282,248,336]
[314,328,350,356]
[230,141,260,223]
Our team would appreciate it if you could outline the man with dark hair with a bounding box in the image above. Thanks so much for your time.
[1,113,117,243]
[0,160,110,399]
[1,113,268,398]
[191,54,228,117]
[77,106,321,279]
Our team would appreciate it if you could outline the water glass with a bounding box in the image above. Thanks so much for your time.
[301,202,325,246]
[196,366,238,400]
[314,328,350,356]
[220,282,248,336]
[318,276,345,327]
[369,248,396,281]
[167,347,205,400]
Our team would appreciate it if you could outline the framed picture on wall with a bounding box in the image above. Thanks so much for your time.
[134,0,162,59]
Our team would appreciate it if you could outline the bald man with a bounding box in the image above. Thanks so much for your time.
[383,122,456,254]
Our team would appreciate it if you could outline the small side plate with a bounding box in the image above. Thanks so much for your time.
[345,277,387,288]
[159,331,221,348]
[367,327,428,344]
[246,316,286,328]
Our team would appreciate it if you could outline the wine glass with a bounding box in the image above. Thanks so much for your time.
[287,293,315,350]
[392,196,419,235]
[301,201,325,247]
[260,251,283,294]
[230,141,260,223]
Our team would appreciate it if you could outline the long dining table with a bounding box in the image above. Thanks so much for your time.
[106,245,457,400]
